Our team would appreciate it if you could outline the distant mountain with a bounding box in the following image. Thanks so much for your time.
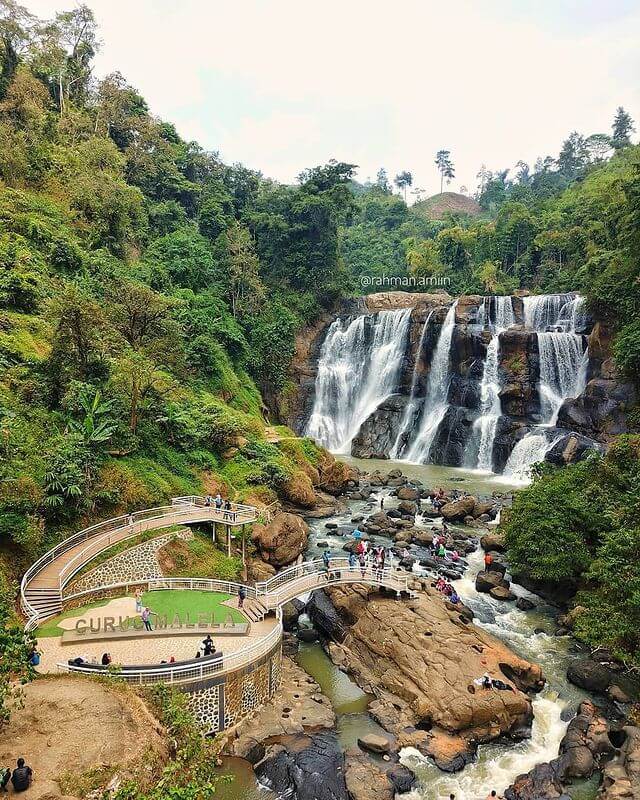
[412,191,482,219]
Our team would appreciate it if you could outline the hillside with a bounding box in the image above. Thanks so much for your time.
[411,191,482,219]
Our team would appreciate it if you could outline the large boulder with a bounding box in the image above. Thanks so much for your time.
[317,454,359,496]
[397,486,420,501]
[255,731,348,800]
[566,660,612,694]
[281,470,317,507]
[306,589,347,642]
[475,570,506,593]
[480,532,506,552]
[251,512,309,567]
[440,496,477,521]
[324,584,544,762]
[601,725,640,800]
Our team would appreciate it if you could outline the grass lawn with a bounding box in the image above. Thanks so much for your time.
[37,589,245,637]
[141,589,245,625]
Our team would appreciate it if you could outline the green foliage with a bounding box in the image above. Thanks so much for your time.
[0,572,35,727]
[503,437,640,664]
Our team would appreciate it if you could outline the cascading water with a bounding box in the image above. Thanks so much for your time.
[390,310,436,459]
[305,308,412,453]
[402,302,458,464]
[467,297,515,471]
[504,294,588,479]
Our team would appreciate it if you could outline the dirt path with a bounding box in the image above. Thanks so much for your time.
[0,676,166,799]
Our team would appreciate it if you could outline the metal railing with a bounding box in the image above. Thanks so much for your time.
[63,576,259,605]
[58,620,283,685]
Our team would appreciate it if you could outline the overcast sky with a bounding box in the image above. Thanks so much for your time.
[25,0,640,198]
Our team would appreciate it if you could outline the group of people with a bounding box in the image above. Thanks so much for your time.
[431,532,459,563]
[434,577,460,604]
[0,759,33,793]
[321,541,391,581]
[473,673,516,693]
[204,494,236,521]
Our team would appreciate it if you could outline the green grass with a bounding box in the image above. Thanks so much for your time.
[141,589,244,625]
[36,589,244,637]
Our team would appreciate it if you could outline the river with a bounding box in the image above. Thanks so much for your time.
[217,461,597,800]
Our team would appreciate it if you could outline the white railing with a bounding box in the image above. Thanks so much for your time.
[58,620,283,685]
[255,557,410,603]
[63,576,259,605]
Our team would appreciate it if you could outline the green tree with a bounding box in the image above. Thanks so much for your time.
[393,170,412,200]
[434,150,454,193]
[611,106,635,150]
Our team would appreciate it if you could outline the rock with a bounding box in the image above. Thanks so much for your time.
[557,605,586,630]
[480,532,506,552]
[608,684,631,704]
[440,496,477,521]
[490,585,516,601]
[281,470,318,507]
[566,659,612,693]
[386,764,417,795]
[357,733,392,754]
[516,597,536,612]
[255,731,348,800]
[231,737,265,764]
[317,455,359,496]
[345,752,393,800]
[397,486,420,501]
[251,513,309,567]
[505,762,564,800]
[475,570,506,593]
[487,560,507,576]
[397,500,417,515]
[601,725,640,800]
[325,585,544,754]
[473,501,497,519]
[281,599,304,631]
[306,590,347,642]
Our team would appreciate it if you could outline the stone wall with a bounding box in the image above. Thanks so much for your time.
[185,641,282,735]
[63,529,192,597]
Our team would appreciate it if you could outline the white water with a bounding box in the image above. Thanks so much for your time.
[403,302,458,464]
[503,295,588,480]
[390,310,436,459]
[305,308,412,453]
[467,297,516,471]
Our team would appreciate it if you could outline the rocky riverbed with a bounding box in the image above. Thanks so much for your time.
[220,464,639,800]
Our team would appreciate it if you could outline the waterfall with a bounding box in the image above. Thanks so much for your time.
[402,301,458,464]
[467,296,516,471]
[504,294,588,479]
[389,310,435,459]
[304,308,412,453]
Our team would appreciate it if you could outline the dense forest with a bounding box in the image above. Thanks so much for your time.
[1,0,640,718]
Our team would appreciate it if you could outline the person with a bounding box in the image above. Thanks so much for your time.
[141,607,153,632]
[204,494,211,507]
[127,512,134,530]
[380,496,384,510]
[484,552,493,569]
[238,585,247,608]
[450,591,460,604]
[28,646,40,667]
[402,547,410,559]
[169,656,175,664]
[195,650,201,658]
[348,552,357,569]
[0,766,10,792]
[356,539,365,556]
[358,551,367,578]
[223,499,232,521]
[202,635,215,656]
[449,794,455,800]
[451,549,460,562]
[135,588,143,613]
[437,543,446,559]
[322,549,331,574]
[482,674,492,690]
[214,493,223,510]
[352,526,363,540]
[486,792,498,800]
[11,759,32,793]
[101,652,112,666]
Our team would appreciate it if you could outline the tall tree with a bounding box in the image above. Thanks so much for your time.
[435,150,455,193]
[393,170,412,200]
[375,167,390,193]
[557,131,589,178]
[611,106,635,150]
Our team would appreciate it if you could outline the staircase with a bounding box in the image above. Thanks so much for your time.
[242,597,268,623]
[24,587,62,621]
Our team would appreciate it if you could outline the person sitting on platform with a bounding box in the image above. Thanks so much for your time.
[101,652,112,666]
[11,759,32,793]
[202,635,215,656]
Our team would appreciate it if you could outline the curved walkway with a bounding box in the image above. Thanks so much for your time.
[22,497,413,685]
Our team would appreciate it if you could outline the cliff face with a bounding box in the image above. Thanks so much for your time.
[286,292,636,470]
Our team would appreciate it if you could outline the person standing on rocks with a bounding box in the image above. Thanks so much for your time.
[358,550,367,578]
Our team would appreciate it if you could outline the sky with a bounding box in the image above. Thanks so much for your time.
[24,0,640,199]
